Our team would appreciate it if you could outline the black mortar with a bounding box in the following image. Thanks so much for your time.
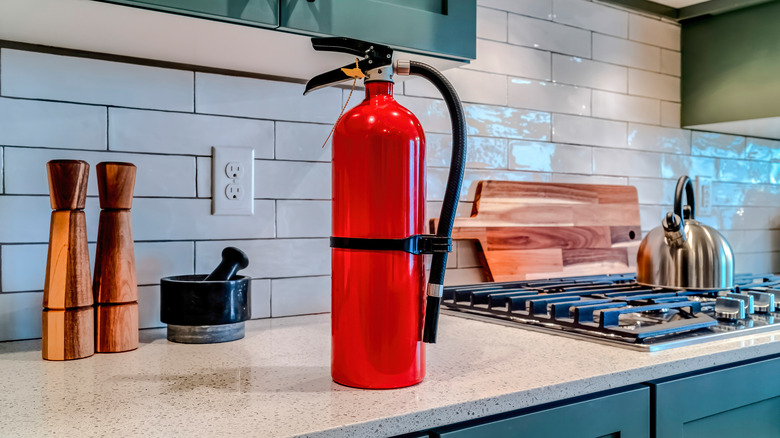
[160,274,251,343]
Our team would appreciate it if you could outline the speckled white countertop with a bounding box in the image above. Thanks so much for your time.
[1,314,779,437]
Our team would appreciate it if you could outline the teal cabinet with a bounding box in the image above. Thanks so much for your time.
[650,356,780,438]
[427,385,650,438]
[96,0,476,61]
[280,0,476,60]
[98,0,279,28]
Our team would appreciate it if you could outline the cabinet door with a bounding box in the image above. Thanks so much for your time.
[651,356,780,438]
[98,0,279,28]
[428,385,649,438]
[280,0,476,60]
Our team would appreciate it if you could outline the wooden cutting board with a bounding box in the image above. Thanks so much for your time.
[431,181,642,282]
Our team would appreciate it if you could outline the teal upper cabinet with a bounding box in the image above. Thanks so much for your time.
[279,0,476,61]
[98,0,279,28]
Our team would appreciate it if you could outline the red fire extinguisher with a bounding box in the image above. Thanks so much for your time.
[304,37,467,389]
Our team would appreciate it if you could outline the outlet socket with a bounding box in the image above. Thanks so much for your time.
[212,146,254,215]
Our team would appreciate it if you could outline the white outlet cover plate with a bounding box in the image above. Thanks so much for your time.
[212,146,254,215]
[696,176,713,216]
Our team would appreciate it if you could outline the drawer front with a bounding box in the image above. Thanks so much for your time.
[651,356,780,438]
[430,386,650,438]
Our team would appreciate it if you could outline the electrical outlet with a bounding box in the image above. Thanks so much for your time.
[212,146,254,215]
[696,176,713,215]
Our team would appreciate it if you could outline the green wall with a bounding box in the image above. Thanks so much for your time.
[682,0,780,126]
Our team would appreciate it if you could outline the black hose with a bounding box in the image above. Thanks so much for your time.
[409,61,467,343]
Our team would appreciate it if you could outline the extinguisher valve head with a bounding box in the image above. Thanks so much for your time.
[395,59,411,76]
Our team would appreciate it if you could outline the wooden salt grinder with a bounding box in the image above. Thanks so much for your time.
[94,162,139,353]
[43,160,94,360]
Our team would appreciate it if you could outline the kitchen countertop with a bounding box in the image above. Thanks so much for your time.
[1,313,780,437]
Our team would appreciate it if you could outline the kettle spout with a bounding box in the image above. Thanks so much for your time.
[662,211,686,247]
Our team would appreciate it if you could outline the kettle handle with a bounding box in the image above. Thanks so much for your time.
[674,176,696,220]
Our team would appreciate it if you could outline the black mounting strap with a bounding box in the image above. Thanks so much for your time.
[330,235,452,255]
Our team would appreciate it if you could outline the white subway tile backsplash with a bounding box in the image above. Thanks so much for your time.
[0,98,106,150]
[271,276,330,317]
[628,14,681,50]
[5,8,780,341]
[719,159,771,184]
[660,50,681,77]
[660,101,681,128]
[628,177,676,205]
[277,200,331,238]
[552,0,628,38]
[251,279,271,319]
[508,14,591,57]
[477,7,508,41]
[1,244,47,292]
[405,69,507,106]
[3,147,196,197]
[255,160,330,200]
[509,141,592,174]
[444,268,486,286]
[552,55,627,93]
[135,241,194,285]
[735,252,778,275]
[109,108,274,157]
[593,34,660,71]
[196,157,211,198]
[552,114,627,148]
[719,207,771,230]
[508,78,590,115]
[427,135,508,169]
[138,285,164,329]
[1,49,193,111]
[466,39,551,80]
[457,240,482,269]
[133,199,274,241]
[593,148,662,178]
[195,239,330,279]
[0,292,43,341]
[394,95,451,134]
[592,90,660,124]
[464,104,551,140]
[428,168,551,201]
[0,196,99,243]
[628,69,680,102]
[746,138,780,161]
[660,155,717,179]
[640,205,664,233]
[551,173,628,185]
[691,132,747,158]
[627,123,691,154]
[195,72,341,123]
[479,0,552,19]
[276,122,331,162]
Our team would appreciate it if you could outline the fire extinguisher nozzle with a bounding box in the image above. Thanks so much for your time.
[422,295,443,343]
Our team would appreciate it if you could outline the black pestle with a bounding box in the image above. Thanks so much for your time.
[203,247,249,281]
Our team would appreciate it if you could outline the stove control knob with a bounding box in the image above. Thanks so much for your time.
[746,291,775,313]
[715,297,745,321]
[726,293,754,314]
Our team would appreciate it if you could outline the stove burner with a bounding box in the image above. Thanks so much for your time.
[443,273,780,351]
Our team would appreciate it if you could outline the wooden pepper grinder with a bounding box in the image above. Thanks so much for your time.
[94,162,139,353]
[43,160,94,361]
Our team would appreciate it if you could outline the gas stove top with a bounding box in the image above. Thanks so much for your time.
[443,273,780,351]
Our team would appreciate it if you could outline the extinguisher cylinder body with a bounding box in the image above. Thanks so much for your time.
[331,82,427,389]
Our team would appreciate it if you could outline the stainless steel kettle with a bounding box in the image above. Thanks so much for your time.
[637,176,734,290]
